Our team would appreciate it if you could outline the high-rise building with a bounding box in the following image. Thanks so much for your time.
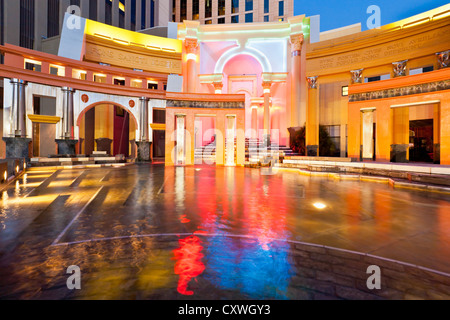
[171,0,294,24]
[0,0,168,51]
[0,1,294,53]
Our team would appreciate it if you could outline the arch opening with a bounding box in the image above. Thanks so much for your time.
[77,102,138,158]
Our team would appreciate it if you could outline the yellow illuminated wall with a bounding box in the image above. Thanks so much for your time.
[85,20,182,53]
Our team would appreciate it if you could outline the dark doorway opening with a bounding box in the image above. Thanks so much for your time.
[114,106,129,157]
[153,130,166,158]
[409,119,433,163]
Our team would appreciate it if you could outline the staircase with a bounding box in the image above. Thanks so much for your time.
[29,151,132,168]
[245,138,301,168]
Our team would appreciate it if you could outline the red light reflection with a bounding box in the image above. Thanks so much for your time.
[173,235,205,296]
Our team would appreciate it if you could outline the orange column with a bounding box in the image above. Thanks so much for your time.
[306,76,319,156]
[185,38,198,93]
[289,34,304,128]
[391,107,410,162]
[263,82,272,137]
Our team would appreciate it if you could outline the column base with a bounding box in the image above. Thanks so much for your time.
[434,143,440,164]
[390,144,409,163]
[55,139,78,156]
[307,145,319,157]
[2,137,32,161]
[95,138,113,155]
[136,141,152,162]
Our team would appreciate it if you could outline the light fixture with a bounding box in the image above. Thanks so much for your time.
[313,202,327,210]
[16,166,19,173]
[24,162,27,170]
[264,88,271,94]
[3,171,7,181]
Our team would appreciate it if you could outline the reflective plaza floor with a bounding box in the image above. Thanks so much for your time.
[0,164,449,300]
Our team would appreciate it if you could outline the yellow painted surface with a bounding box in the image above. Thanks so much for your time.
[85,20,182,54]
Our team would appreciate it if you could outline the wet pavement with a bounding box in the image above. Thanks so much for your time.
[0,164,449,300]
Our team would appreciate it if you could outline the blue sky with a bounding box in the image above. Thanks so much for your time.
[294,0,450,31]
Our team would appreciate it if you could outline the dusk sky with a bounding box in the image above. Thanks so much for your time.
[293,0,450,31]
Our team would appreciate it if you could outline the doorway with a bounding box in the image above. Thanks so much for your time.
[409,119,433,163]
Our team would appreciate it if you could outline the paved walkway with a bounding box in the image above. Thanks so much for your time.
[0,165,449,299]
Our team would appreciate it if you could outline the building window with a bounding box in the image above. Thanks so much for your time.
[205,0,212,19]
[94,74,106,83]
[119,0,125,29]
[205,19,212,24]
[232,0,239,14]
[130,0,136,30]
[231,15,239,24]
[150,0,155,27]
[114,78,126,86]
[47,0,59,38]
[245,13,253,23]
[70,0,80,6]
[141,0,146,29]
[180,0,187,21]
[264,15,269,22]
[20,0,35,49]
[218,17,225,24]
[192,0,199,20]
[148,82,158,90]
[245,0,253,12]
[264,0,269,14]
[365,74,390,83]
[218,0,225,16]
[25,60,41,72]
[172,0,176,22]
[342,86,349,97]
[105,0,112,25]
[89,0,98,20]
[278,1,284,17]
[409,66,434,75]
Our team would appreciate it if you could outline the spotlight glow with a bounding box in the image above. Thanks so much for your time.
[313,202,327,210]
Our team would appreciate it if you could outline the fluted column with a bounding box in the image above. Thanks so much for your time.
[62,87,75,139]
[10,79,27,137]
[139,97,149,141]
[136,97,151,162]
[306,76,319,156]
[289,33,304,127]
[55,87,78,155]
[185,38,198,93]
[3,78,31,160]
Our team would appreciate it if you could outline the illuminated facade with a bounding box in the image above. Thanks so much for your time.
[1,4,450,170]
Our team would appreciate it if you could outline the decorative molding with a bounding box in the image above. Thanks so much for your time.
[350,69,364,84]
[81,94,89,103]
[349,79,450,102]
[307,76,318,89]
[185,38,199,54]
[167,100,245,109]
[129,100,136,108]
[290,33,304,55]
[392,60,408,77]
[27,115,61,124]
[436,50,450,69]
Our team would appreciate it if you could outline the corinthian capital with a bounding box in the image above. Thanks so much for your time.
[185,38,199,54]
[290,33,304,55]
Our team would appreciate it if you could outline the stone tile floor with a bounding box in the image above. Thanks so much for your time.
[0,164,449,300]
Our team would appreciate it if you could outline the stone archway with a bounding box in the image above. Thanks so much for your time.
[76,101,139,157]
